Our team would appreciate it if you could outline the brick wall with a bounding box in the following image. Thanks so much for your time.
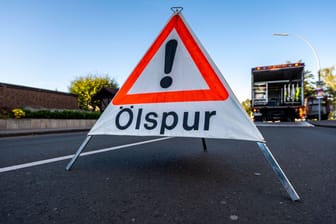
[0,83,78,110]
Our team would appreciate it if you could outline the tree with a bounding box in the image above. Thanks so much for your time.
[69,74,119,111]
[320,66,336,91]
[304,70,316,97]
[241,98,252,117]
[320,66,336,110]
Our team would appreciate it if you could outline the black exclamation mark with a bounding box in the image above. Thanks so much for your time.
[160,39,178,88]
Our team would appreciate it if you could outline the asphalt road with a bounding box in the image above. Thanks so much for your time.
[1,126,336,223]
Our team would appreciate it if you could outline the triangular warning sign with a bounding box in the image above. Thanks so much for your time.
[89,12,264,143]
[112,14,229,105]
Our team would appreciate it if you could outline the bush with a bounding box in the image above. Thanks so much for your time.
[12,108,26,119]
[0,108,12,119]
[22,109,100,119]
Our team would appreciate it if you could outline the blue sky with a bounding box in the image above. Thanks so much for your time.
[0,0,335,102]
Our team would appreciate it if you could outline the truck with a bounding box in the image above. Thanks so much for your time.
[305,96,330,120]
[251,63,305,122]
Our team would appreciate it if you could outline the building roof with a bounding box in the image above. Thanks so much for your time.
[92,87,119,100]
[0,82,77,97]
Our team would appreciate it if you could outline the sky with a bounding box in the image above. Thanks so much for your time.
[0,0,335,102]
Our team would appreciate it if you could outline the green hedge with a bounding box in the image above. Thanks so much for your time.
[22,109,100,119]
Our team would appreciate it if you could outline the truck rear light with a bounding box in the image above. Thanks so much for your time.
[299,107,305,118]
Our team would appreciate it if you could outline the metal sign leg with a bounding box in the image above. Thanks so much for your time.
[66,135,92,171]
[201,138,207,152]
[256,142,300,201]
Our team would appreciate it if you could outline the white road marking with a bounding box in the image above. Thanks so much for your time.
[0,137,172,173]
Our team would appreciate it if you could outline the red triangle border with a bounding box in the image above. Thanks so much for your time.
[112,14,229,105]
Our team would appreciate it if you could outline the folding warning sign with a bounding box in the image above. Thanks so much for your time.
[88,12,263,142]
[66,9,300,201]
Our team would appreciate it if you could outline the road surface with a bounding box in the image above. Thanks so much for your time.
[1,126,335,223]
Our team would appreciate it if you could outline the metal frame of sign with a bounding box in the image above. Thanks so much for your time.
[66,135,300,201]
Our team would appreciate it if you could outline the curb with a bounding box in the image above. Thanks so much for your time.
[0,128,90,138]
[1,121,335,138]
[307,122,336,128]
